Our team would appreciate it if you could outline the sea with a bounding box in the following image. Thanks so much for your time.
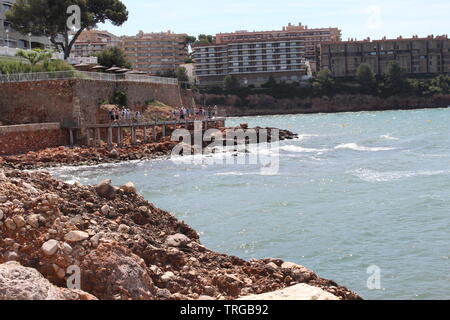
[49,108,450,300]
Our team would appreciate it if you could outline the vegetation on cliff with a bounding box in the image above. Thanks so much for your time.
[199,62,450,104]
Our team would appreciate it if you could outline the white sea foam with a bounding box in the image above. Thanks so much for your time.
[352,168,447,182]
[214,171,259,176]
[280,145,330,153]
[380,135,400,141]
[335,143,395,152]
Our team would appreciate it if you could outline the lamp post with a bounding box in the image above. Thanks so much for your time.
[28,32,32,50]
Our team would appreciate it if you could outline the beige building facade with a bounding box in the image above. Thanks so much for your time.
[120,31,188,76]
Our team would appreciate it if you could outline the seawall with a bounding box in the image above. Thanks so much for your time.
[196,93,450,116]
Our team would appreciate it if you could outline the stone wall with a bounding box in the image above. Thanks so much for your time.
[0,123,68,155]
[0,79,184,127]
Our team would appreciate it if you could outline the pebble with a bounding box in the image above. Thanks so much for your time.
[60,242,73,254]
[101,205,110,215]
[4,218,16,231]
[64,230,90,242]
[0,209,3,220]
[0,195,8,203]
[13,215,26,228]
[161,271,175,282]
[41,239,59,256]
[27,214,40,228]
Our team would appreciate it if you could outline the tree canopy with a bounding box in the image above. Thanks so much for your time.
[94,46,131,69]
[6,0,128,59]
[356,63,376,94]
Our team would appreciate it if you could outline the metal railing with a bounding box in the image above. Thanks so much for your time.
[0,70,179,85]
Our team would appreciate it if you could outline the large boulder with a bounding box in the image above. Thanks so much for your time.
[0,261,97,300]
[80,243,156,300]
[238,283,339,300]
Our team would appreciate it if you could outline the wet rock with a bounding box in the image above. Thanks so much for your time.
[64,231,90,242]
[41,240,59,256]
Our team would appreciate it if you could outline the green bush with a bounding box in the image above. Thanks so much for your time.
[113,90,127,107]
[0,58,74,74]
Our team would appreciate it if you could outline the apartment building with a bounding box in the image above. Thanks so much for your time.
[0,0,49,49]
[120,31,188,76]
[193,23,341,87]
[72,30,120,57]
[321,35,450,77]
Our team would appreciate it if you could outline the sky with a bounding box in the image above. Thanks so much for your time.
[100,0,450,40]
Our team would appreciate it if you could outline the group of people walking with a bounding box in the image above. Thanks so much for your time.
[174,106,218,121]
[108,108,142,122]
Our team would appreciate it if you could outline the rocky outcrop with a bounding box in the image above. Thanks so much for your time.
[0,169,361,300]
[0,261,96,300]
[0,126,297,170]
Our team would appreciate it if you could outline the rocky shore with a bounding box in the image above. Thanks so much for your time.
[0,125,297,170]
[0,169,361,300]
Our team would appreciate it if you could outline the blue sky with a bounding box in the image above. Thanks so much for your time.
[101,0,450,40]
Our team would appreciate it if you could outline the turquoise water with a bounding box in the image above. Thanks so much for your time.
[50,108,450,300]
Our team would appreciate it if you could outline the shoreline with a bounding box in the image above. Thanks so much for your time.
[0,124,362,300]
[0,125,298,171]
[0,168,362,300]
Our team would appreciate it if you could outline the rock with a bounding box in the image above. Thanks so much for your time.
[0,209,3,220]
[118,224,130,234]
[4,218,16,231]
[238,283,339,300]
[266,262,278,269]
[13,215,26,228]
[4,251,18,261]
[64,231,90,242]
[0,261,97,300]
[161,271,175,282]
[101,205,110,215]
[41,239,59,256]
[198,295,216,300]
[27,214,40,228]
[61,242,73,255]
[109,149,119,159]
[120,182,137,194]
[52,264,66,279]
[165,233,190,247]
[156,288,171,299]
[0,195,7,203]
[95,180,117,199]
[80,243,156,300]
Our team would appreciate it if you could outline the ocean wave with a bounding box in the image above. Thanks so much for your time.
[352,168,447,182]
[380,135,400,141]
[214,172,260,176]
[280,145,330,153]
[335,143,395,152]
